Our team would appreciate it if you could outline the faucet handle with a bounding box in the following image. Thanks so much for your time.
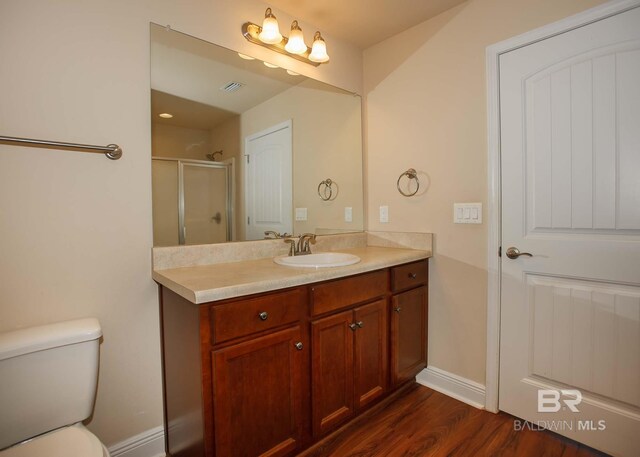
[299,233,317,254]
[283,238,297,256]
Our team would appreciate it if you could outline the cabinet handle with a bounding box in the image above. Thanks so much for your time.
[408,272,417,279]
[356,321,364,328]
[294,342,303,350]
[394,307,402,313]
[258,311,268,321]
[348,323,358,331]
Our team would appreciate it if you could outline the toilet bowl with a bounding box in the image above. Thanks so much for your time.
[0,318,110,456]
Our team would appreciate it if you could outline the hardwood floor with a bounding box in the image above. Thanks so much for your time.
[300,383,608,457]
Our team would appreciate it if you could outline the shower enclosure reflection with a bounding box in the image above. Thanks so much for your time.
[152,158,231,246]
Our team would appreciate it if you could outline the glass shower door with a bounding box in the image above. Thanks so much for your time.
[181,163,230,245]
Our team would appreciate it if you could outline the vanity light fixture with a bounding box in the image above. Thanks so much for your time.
[263,61,279,68]
[237,53,255,60]
[242,8,330,66]
[309,32,330,63]
[286,69,300,76]
[284,21,306,55]
[258,8,283,44]
[158,113,173,119]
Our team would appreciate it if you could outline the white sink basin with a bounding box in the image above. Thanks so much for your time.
[274,252,361,268]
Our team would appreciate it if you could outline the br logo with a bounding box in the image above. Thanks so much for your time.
[537,389,582,413]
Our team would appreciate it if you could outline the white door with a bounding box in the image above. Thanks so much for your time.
[244,121,293,240]
[500,6,640,456]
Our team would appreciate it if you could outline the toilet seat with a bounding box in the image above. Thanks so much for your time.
[0,424,108,457]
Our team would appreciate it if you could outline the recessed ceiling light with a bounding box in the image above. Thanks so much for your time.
[263,61,279,68]
[286,70,300,76]
[159,113,173,119]
[238,53,255,60]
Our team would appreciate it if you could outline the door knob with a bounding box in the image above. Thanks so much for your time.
[294,342,303,350]
[505,247,533,259]
[349,323,358,331]
[356,321,364,328]
[258,311,268,321]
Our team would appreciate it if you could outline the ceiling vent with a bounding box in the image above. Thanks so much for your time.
[220,81,244,92]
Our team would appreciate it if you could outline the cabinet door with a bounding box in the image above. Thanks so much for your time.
[391,286,427,386]
[212,326,304,457]
[353,299,388,409]
[311,310,354,437]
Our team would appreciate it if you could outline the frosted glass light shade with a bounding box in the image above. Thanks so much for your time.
[258,8,282,44]
[309,32,329,63]
[284,21,307,55]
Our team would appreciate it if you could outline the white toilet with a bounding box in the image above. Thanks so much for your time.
[0,318,110,456]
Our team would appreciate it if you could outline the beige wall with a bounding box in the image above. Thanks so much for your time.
[240,83,364,239]
[364,0,607,385]
[152,123,212,160]
[0,0,361,447]
[210,117,242,240]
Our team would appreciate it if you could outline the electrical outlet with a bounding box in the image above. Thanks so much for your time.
[379,205,389,223]
[295,207,308,221]
[344,207,353,222]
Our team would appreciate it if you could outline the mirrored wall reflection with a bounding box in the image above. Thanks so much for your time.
[150,23,364,246]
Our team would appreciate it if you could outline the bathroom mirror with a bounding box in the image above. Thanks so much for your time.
[150,24,363,246]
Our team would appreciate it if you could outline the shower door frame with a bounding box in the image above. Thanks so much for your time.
[153,157,233,245]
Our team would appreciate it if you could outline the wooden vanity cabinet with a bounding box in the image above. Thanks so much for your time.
[390,261,429,386]
[159,259,428,457]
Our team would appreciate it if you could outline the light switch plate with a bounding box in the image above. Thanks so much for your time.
[379,205,389,223]
[295,207,308,221]
[344,207,353,222]
[454,203,482,224]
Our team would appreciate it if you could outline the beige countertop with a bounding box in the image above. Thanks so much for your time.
[153,246,431,304]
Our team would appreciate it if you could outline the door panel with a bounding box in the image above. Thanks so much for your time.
[212,326,304,457]
[499,6,640,456]
[245,122,292,240]
[311,310,354,437]
[183,164,228,244]
[354,299,388,409]
[391,287,427,386]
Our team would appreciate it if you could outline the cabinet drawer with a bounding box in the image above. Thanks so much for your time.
[391,260,428,292]
[311,270,388,316]
[211,288,306,344]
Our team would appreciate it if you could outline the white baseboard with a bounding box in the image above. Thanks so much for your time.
[416,366,486,410]
[108,425,165,457]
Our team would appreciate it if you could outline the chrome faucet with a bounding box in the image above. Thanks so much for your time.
[283,233,317,256]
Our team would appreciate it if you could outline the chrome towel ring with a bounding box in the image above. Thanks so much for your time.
[397,168,420,197]
[317,178,335,201]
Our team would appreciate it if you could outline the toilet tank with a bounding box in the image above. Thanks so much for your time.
[0,318,102,450]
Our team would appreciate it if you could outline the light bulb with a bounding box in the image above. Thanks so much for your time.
[258,8,282,44]
[284,21,307,55]
[309,31,329,63]
[237,53,255,60]
[158,113,173,119]
[263,61,279,68]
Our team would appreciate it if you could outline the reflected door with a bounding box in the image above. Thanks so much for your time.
[182,163,229,245]
[245,121,292,240]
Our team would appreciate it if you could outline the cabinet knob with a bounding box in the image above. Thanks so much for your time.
[258,311,268,321]
[394,307,402,313]
[348,323,358,331]
[356,321,364,328]
[294,342,303,350]
[408,272,417,279]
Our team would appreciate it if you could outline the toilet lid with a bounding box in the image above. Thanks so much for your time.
[0,426,106,457]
